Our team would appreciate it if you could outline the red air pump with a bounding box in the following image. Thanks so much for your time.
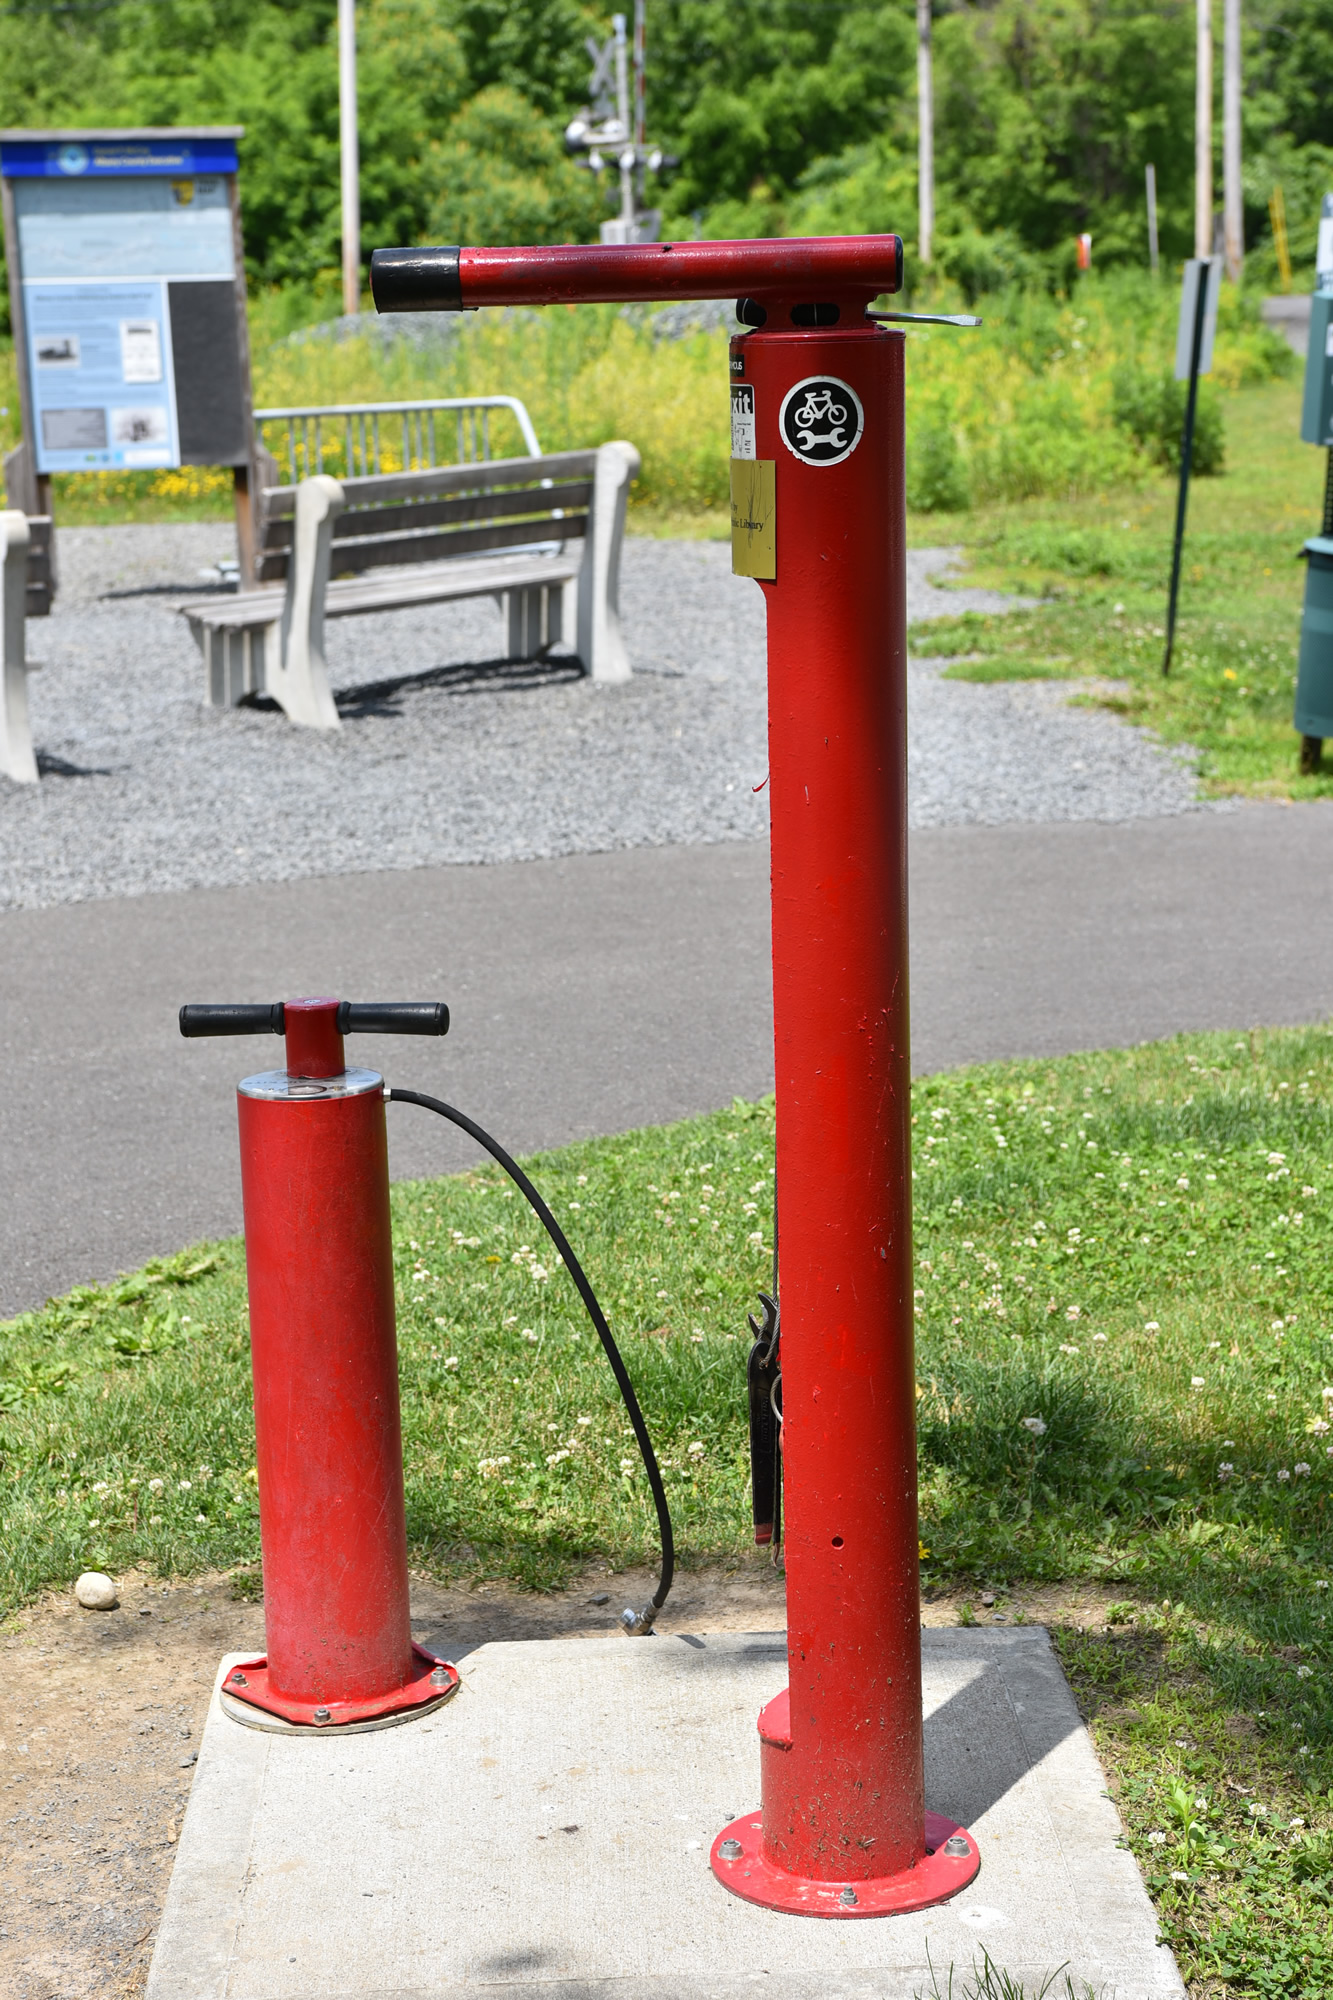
[371,236,982,1913]
[180,998,459,1729]
[181,994,676,1728]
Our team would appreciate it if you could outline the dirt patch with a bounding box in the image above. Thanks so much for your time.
[2,1562,1133,1999]
[0,1558,786,2000]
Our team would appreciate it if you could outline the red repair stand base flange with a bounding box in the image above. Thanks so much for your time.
[219,1642,459,1734]
[710,1809,981,1918]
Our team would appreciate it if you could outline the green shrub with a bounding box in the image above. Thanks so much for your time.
[1111,365,1226,476]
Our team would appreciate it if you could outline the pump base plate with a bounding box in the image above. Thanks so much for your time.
[219,1642,458,1730]
[711,1810,980,1917]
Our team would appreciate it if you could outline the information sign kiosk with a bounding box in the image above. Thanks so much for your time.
[0,127,256,607]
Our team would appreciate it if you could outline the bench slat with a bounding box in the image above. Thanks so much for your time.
[261,448,598,516]
[180,550,580,631]
[322,553,579,619]
[322,513,587,581]
[261,479,594,557]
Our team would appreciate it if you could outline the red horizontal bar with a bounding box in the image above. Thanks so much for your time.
[460,236,901,307]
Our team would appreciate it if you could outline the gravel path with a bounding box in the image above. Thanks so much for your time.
[0,524,1202,912]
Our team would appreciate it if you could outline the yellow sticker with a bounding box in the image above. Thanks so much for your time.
[730,458,776,580]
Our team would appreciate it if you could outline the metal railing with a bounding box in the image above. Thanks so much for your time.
[252,396,542,487]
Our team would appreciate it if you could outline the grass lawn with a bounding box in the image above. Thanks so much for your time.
[5,1026,1333,1992]
[911,379,1330,801]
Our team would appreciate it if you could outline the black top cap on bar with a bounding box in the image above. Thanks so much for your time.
[370,246,462,313]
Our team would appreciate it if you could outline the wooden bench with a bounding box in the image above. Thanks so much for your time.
[1,510,38,784]
[177,442,639,730]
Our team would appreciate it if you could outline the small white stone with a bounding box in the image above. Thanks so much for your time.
[74,1571,118,1610]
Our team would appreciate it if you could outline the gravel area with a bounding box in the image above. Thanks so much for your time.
[0,524,1203,912]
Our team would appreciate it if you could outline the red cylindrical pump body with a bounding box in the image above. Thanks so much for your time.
[238,1070,412,1703]
[221,998,455,1729]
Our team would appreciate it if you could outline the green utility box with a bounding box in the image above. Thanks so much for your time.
[1294,538,1333,738]
[1301,292,1333,446]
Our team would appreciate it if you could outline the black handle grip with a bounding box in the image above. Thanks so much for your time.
[336,1002,450,1036]
[181,1001,450,1039]
[179,1003,285,1038]
[371,246,462,313]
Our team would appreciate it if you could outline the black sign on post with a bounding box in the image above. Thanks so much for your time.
[0,127,258,611]
[1163,255,1222,675]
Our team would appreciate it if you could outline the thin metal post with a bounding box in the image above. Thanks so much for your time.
[339,0,361,316]
[1146,164,1160,275]
[917,0,934,267]
[1164,268,1213,675]
[1196,0,1213,258]
[1223,0,1243,282]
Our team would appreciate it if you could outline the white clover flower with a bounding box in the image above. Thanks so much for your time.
[178,1479,192,1491]
[1268,1153,1287,1166]
[1299,1745,1313,1758]
[1066,1305,1081,1320]
[478,1456,511,1478]
[1248,1803,1264,1814]
[86,1518,101,1529]
[577,1416,593,1427]
[1295,1462,1312,1477]
[1021,1416,1047,1436]
[523,1329,539,1343]
[1218,1463,1234,1480]
[1297,1665,1314,1679]
[92,1481,109,1494]
[1191,1377,1205,1388]
[195,1512,207,1523]
[1316,1580,1330,1590]
[1093,1332,1107,1343]
[546,1449,571,1466]
[148,1477,164,1492]
[1147,1830,1167,1845]
[1144,1321,1160,1333]
[444,1357,459,1370]
[1059,1343,1080,1355]
[1273,1319,1286,1332]
[1176,1177,1190,1189]
[687,1441,706,1459]
[1278,1468,1292,1482]
[1170,1870,1189,1883]
[619,1458,636,1475]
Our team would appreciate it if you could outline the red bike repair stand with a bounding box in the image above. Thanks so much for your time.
[371,236,981,1914]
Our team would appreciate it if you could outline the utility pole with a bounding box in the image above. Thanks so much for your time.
[917,0,933,266]
[1195,0,1213,259]
[338,0,360,316]
[1223,0,1243,281]
[1146,163,1160,275]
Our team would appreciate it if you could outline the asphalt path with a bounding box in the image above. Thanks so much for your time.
[3,800,1333,1317]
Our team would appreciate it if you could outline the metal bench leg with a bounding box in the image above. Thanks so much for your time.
[0,510,38,784]
[508,583,556,660]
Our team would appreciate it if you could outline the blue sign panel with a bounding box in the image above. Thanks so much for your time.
[0,137,238,178]
[11,175,237,472]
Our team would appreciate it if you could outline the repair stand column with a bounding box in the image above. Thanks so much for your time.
[712,323,979,1915]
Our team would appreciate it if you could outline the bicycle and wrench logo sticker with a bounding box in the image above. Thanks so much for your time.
[779,375,864,467]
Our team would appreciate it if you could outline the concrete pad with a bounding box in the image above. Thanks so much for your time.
[146,1628,1184,2000]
